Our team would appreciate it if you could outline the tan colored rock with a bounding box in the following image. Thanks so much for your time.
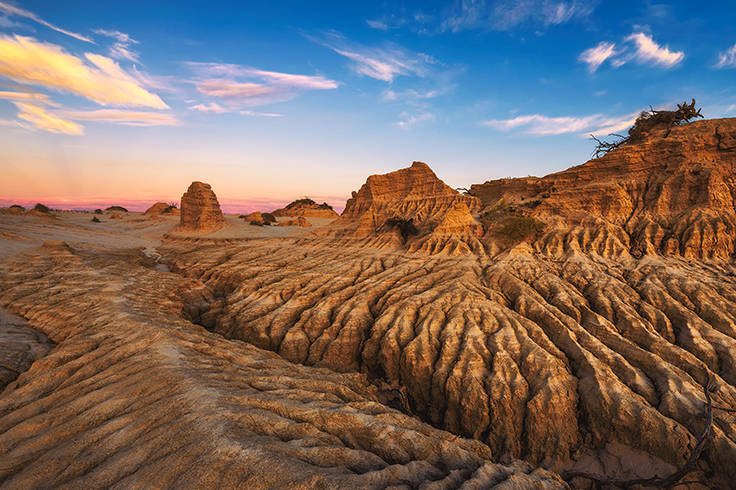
[174,181,227,232]
[145,202,180,216]
[272,200,338,218]
[316,161,483,252]
[471,118,736,259]
[242,211,264,225]
[275,216,311,227]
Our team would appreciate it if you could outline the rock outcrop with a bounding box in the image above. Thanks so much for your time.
[241,211,265,225]
[272,200,338,218]
[315,161,483,253]
[174,182,227,233]
[471,118,736,259]
[144,202,180,216]
[275,216,311,227]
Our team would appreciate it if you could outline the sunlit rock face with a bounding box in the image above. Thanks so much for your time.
[272,202,339,218]
[472,118,736,260]
[175,181,227,232]
[314,161,484,253]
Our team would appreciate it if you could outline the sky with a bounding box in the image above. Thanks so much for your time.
[0,1,735,213]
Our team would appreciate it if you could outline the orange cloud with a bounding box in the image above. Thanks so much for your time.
[0,35,167,108]
[14,102,83,135]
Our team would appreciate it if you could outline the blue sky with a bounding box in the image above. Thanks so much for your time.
[1,1,735,212]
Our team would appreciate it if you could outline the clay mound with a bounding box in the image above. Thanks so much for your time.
[241,211,265,225]
[315,161,483,252]
[109,212,122,220]
[276,216,311,228]
[0,206,25,216]
[173,181,227,233]
[471,118,736,259]
[0,241,565,489]
[272,199,338,218]
[144,202,180,216]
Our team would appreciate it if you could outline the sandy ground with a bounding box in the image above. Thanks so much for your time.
[0,211,336,260]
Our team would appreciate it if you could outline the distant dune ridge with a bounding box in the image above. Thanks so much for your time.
[1,117,736,488]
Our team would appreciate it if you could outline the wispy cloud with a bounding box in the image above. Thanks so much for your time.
[715,44,736,69]
[580,32,684,72]
[0,35,167,108]
[0,2,93,43]
[481,112,638,136]
[579,42,617,73]
[625,33,683,68]
[396,111,435,129]
[190,102,227,113]
[441,0,598,32]
[93,29,140,63]
[240,110,283,117]
[309,32,437,83]
[186,62,339,109]
[0,89,53,103]
[14,101,83,135]
[62,109,183,127]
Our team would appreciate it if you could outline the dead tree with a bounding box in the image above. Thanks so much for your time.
[592,99,704,158]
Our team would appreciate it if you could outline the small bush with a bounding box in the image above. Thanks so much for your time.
[91,216,101,223]
[162,205,177,214]
[250,220,263,227]
[318,202,333,211]
[285,197,316,210]
[385,217,419,242]
[494,216,545,241]
[94,209,103,215]
[262,212,276,223]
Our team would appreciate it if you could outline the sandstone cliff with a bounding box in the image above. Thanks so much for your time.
[471,118,736,259]
[315,161,484,254]
[173,182,227,232]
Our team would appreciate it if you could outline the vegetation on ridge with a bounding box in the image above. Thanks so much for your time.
[592,99,703,158]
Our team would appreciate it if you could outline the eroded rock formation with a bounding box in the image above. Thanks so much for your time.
[174,182,227,232]
[275,216,311,227]
[0,241,564,489]
[471,118,736,260]
[145,202,180,216]
[272,200,338,218]
[315,161,483,254]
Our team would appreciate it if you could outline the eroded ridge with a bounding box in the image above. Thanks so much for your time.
[165,232,736,486]
[0,242,565,489]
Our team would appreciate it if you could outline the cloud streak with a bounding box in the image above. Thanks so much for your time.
[14,102,83,135]
[186,62,339,109]
[481,112,638,136]
[580,32,684,72]
[62,109,183,127]
[0,35,167,108]
[0,2,93,43]
[715,44,736,69]
[441,0,598,32]
[309,33,437,83]
[93,29,140,62]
